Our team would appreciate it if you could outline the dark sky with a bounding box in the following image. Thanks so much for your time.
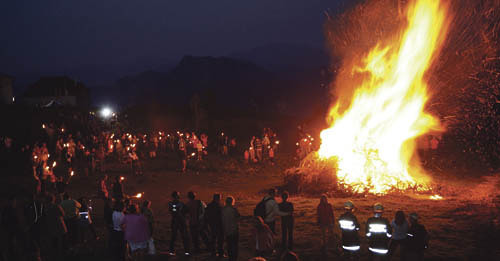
[0,0,348,84]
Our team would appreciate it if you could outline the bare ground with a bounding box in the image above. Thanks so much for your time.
[46,154,500,260]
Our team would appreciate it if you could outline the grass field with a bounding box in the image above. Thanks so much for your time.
[6,152,500,260]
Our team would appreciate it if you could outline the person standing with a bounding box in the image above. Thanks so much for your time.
[98,174,109,200]
[60,193,82,246]
[43,194,67,261]
[168,191,190,256]
[205,193,225,257]
[222,196,240,261]
[178,135,187,173]
[317,194,335,250]
[338,201,361,258]
[186,191,209,253]
[366,203,392,260]
[279,191,294,250]
[122,204,150,261]
[389,211,409,260]
[259,189,289,234]
[405,213,428,261]
[110,200,126,261]
[112,176,124,200]
[141,200,154,239]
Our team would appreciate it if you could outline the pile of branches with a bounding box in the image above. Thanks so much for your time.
[284,152,343,195]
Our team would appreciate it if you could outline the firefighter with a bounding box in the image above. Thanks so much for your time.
[338,201,360,259]
[366,203,392,260]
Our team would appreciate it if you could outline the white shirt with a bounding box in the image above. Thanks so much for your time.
[112,211,125,231]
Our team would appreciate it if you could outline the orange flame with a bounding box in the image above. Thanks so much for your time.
[318,0,450,194]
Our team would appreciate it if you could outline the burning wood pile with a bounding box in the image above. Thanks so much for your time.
[286,0,500,196]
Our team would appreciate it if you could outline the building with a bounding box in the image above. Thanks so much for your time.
[0,73,14,105]
[23,76,90,107]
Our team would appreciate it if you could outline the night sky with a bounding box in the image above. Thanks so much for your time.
[1,0,349,85]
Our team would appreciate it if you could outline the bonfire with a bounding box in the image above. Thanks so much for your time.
[288,0,454,196]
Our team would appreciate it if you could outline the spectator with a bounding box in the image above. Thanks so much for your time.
[389,210,409,260]
[42,194,67,261]
[110,200,126,261]
[123,204,149,261]
[252,216,274,257]
[405,213,428,261]
[78,197,99,242]
[317,194,335,249]
[205,193,225,257]
[178,135,187,173]
[141,200,154,238]
[262,188,289,233]
[98,174,109,199]
[60,192,81,246]
[186,191,209,253]
[222,196,240,261]
[112,176,124,200]
[168,191,190,256]
[279,191,294,250]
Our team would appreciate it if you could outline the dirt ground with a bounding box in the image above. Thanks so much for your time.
[42,153,500,261]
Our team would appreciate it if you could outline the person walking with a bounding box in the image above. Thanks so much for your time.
[168,191,190,256]
[279,191,294,250]
[389,211,409,260]
[405,213,428,261]
[317,194,335,250]
[222,196,240,261]
[366,203,392,260]
[186,191,209,253]
[205,193,225,257]
[338,201,361,259]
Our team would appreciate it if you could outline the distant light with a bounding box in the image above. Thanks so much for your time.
[101,107,113,118]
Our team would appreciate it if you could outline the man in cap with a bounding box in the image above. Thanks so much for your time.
[405,213,428,261]
[366,203,392,260]
[338,201,361,258]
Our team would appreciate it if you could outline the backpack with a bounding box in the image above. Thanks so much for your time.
[254,198,272,219]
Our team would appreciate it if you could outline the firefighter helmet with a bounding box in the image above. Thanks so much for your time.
[373,203,384,212]
[344,201,354,210]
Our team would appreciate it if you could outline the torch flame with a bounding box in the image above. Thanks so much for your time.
[52,161,57,168]
[318,0,450,194]
[135,193,143,198]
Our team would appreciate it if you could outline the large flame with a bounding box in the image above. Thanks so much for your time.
[318,0,450,194]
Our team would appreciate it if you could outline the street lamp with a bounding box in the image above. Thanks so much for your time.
[101,107,113,118]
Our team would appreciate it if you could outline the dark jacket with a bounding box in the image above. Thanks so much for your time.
[168,200,187,224]
[205,201,223,228]
[339,211,360,247]
[407,223,428,251]
[366,216,392,251]
[278,201,294,223]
